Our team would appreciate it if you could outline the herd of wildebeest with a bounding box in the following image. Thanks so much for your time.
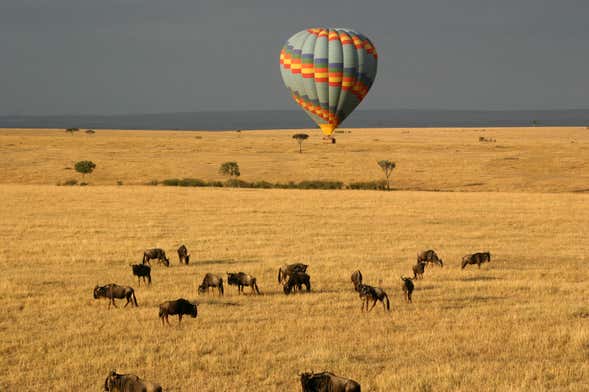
[97,245,491,391]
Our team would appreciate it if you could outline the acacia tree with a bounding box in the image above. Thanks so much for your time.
[292,133,309,153]
[219,161,240,179]
[377,160,396,191]
[75,160,96,179]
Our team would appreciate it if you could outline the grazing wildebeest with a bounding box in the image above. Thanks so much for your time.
[283,271,311,295]
[142,248,170,267]
[227,272,261,295]
[177,244,190,265]
[278,263,308,285]
[358,284,390,312]
[93,284,138,309]
[300,371,361,392]
[158,298,197,326]
[401,276,414,303]
[417,249,444,267]
[198,273,224,296]
[130,264,151,286]
[412,261,426,279]
[351,270,363,292]
[104,370,162,392]
[461,251,491,269]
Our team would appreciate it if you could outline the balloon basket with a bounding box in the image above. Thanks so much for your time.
[322,136,336,144]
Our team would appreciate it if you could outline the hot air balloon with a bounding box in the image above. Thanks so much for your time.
[279,28,378,141]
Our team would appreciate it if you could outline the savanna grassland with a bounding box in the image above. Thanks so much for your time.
[0,127,588,391]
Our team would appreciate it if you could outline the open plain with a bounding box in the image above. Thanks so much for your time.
[0,127,588,391]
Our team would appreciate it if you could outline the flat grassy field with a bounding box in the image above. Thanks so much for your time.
[0,128,588,391]
[0,127,588,192]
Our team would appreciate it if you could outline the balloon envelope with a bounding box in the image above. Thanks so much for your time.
[279,28,378,136]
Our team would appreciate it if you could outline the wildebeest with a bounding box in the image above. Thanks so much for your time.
[177,244,190,265]
[227,272,261,295]
[104,370,162,392]
[278,263,308,285]
[412,261,426,279]
[198,273,224,296]
[300,371,361,392]
[283,271,311,295]
[401,276,414,303]
[142,248,170,267]
[461,251,491,269]
[358,284,390,312]
[417,249,444,267]
[158,298,197,325]
[130,264,151,286]
[94,284,138,309]
[351,270,363,292]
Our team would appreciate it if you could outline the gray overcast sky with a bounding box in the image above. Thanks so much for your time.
[1,0,588,115]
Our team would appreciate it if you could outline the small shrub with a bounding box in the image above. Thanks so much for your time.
[85,129,95,134]
[194,136,203,139]
[79,182,88,186]
[348,180,387,190]
[251,181,274,189]
[219,161,240,178]
[62,179,78,186]
[116,180,123,186]
[225,179,252,188]
[161,178,180,186]
[207,181,224,187]
[178,178,207,187]
[298,180,344,190]
[75,160,96,178]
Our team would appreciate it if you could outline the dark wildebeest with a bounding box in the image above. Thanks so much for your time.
[283,271,311,295]
[461,251,491,269]
[130,264,151,286]
[177,244,190,265]
[417,249,444,267]
[358,284,390,312]
[198,273,224,296]
[278,263,308,286]
[401,276,414,303]
[350,270,363,292]
[412,261,426,279]
[104,370,162,392]
[93,284,138,309]
[300,371,361,392]
[142,248,170,267]
[227,272,261,295]
[158,298,197,326]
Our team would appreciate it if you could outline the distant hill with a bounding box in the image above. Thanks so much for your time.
[1,109,588,130]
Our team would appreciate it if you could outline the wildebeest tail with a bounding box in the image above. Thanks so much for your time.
[277,268,282,284]
[131,290,138,306]
[158,306,165,318]
[252,278,261,295]
[384,293,390,311]
[219,279,224,296]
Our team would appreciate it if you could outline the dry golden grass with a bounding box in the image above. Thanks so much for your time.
[1,186,588,391]
[0,127,588,192]
[0,127,588,391]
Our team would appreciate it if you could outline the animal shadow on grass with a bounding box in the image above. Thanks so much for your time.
[441,295,505,310]
[198,259,258,266]
[199,298,241,307]
[460,276,501,282]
